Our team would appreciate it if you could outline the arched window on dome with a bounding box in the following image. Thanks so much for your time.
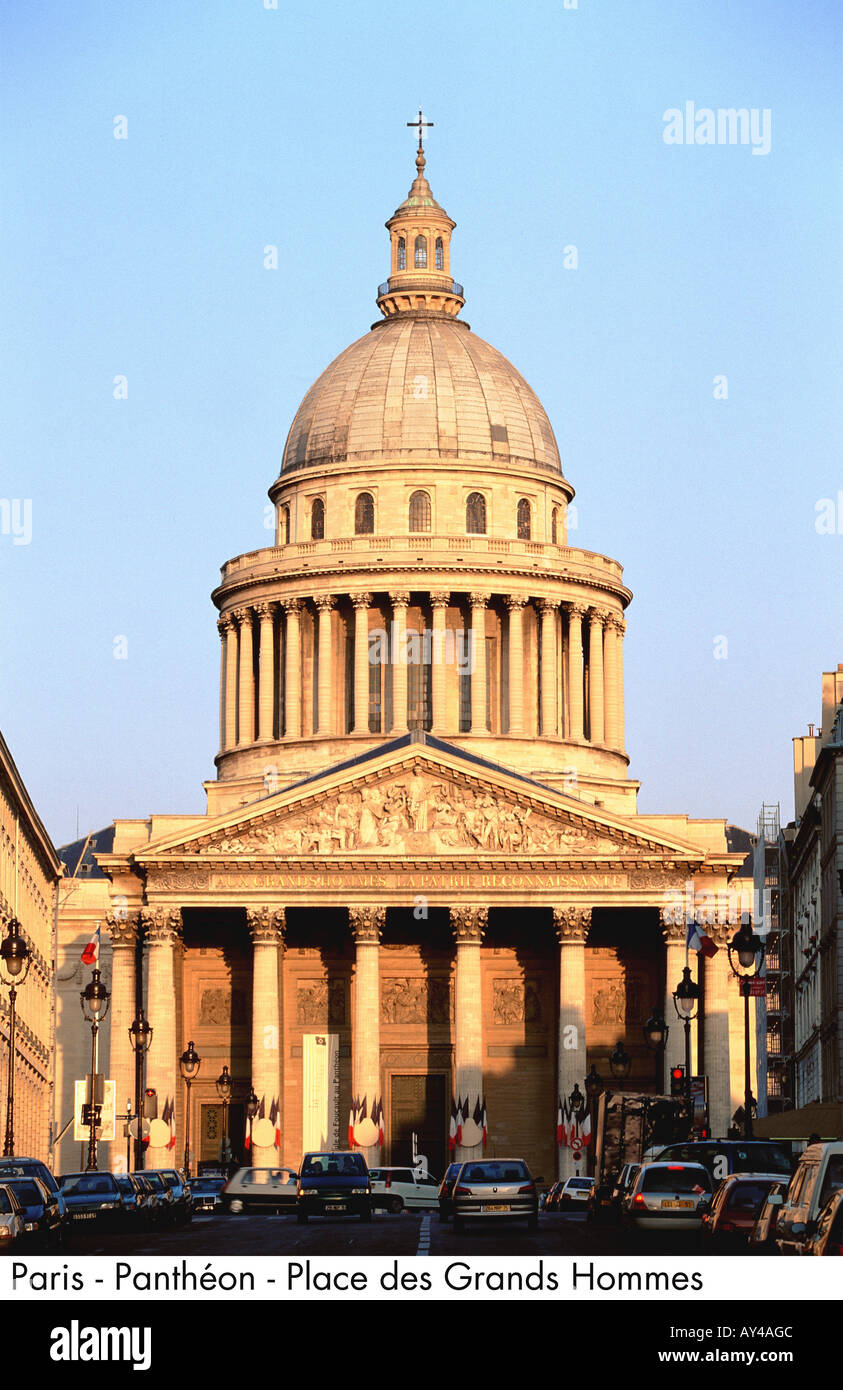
[466,492,487,535]
[551,507,559,545]
[281,504,291,545]
[397,237,406,271]
[414,235,428,269]
[517,498,531,540]
[355,492,375,535]
[409,490,431,533]
[435,237,444,270]
[311,497,325,541]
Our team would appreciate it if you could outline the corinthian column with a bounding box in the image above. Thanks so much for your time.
[451,907,488,1160]
[352,594,372,734]
[315,596,336,736]
[430,592,450,734]
[468,594,488,733]
[220,616,238,752]
[236,607,255,745]
[505,597,528,735]
[538,599,558,737]
[603,615,621,751]
[704,920,733,1137]
[661,909,690,1088]
[567,603,586,741]
[390,593,410,735]
[106,909,138,1171]
[350,908,385,1165]
[554,907,590,1179]
[588,609,605,744]
[281,599,302,740]
[248,907,285,1166]
[141,907,182,1169]
[256,603,276,743]
[615,617,626,752]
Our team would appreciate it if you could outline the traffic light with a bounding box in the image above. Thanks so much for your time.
[143,1087,158,1119]
[670,1066,686,1098]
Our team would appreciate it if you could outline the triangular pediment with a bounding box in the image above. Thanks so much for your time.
[135,737,706,867]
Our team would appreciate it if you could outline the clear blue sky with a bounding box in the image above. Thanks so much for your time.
[1,0,840,847]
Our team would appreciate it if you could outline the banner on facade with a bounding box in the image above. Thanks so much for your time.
[302,1034,340,1152]
[73,1079,116,1142]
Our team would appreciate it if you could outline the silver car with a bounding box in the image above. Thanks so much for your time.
[452,1158,538,1235]
[0,1184,25,1251]
[623,1162,713,1234]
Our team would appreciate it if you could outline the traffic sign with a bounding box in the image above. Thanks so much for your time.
[737,978,766,997]
[570,1137,583,1154]
[127,1117,151,1140]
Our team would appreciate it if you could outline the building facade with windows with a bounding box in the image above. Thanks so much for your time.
[59,139,763,1180]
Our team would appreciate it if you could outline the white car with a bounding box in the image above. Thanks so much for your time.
[368,1167,440,1213]
[0,1184,25,1250]
[623,1162,713,1234]
[558,1176,594,1209]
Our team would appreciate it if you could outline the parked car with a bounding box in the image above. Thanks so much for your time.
[130,1172,164,1225]
[557,1176,594,1210]
[653,1141,792,1185]
[3,1176,64,1250]
[451,1158,539,1235]
[58,1172,125,1232]
[190,1175,227,1214]
[0,1184,25,1251]
[701,1173,785,1253]
[297,1151,371,1223]
[622,1162,713,1235]
[748,1182,786,1255]
[133,1170,175,1224]
[0,1157,68,1223]
[157,1170,193,1224]
[369,1166,439,1213]
[544,1181,563,1213]
[113,1173,153,1231]
[222,1167,299,1214]
[438,1162,463,1223]
[775,1142,843,1256]
[805,1189,843,1256]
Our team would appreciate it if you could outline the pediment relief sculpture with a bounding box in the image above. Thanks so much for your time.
[198,770,639,859]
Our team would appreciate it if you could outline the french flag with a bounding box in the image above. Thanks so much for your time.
[270,1097,282,1150]
[448,1099,457,1151]
[687,920,718,958]
[481,1096,487,1149]
[81,923,101,966]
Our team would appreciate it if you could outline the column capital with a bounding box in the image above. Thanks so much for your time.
[390,591,411,609]
[217,613,235,636]
[708,919,733,948]
[606,614,626,636]
[430,590,451,608]
[281,597,302,616]
[140,907,183,945]
[314,594,336,614]
[553,906,591,943]
[588,606,608,625]
[351,592,373,610]
[247,906,286,945]
[537,597,558,616]
[349,906,385,944]
[451,906,488,942]
[468,592,488,610]
[504,595,528,613]
[567,602,588,622]
[105,910,139,948]
[255,601,276,621]
[660,905,686,945]
[232,605,252,625]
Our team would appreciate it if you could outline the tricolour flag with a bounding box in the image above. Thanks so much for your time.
[448,1098,457,1151]
[687,920,718,958]
[375,1098,384,1146]
[270,1097,281,1149]
[162,1096,176,1150]
[348,1096,357,1147]
[581,1109,592,1147]
[81,923,101,966]
[481,1096,487,1148]
[456,1096,464,1147]
[556,1098,563,1146]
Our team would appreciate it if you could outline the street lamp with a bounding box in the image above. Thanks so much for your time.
[727,915,765,1141]
[245,1085,259,1155]
[80,968,110,1172]
[1,916,31,1158]
[584,1065,603,1175]
[179,1041,201,1178]
[609,1041,632,1081]
[128,1010,153,1169]
[216,1065,232,1169]
[673,966,700,1102]
[643,1011,668,1051]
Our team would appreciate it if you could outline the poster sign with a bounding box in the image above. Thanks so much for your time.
[73,1079,116,1142]
[302,1034,339,1151]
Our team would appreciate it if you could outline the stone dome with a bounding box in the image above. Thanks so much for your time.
[280,314,565,477]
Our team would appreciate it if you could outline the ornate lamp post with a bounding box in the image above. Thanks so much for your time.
[179,1041,201,1177]
[727,916,765,1140]
[585,1064,603,1175]
[673,966,700,1103]
[1,916,31,1158]
[245,1085,259,1155]
[609,1041,632,1082]
[643,1011,668,1052]
[128,1010,153,1169]
[80,968,110,1171]
[216,1065,232,1169]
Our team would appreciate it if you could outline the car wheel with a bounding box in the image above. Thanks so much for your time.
[296,1211,308,1225]
[388,1197,403,1215]
[229,1198,244,1215]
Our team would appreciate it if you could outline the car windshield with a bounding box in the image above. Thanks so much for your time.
[59,1174,117,1195]
[567,1179,593,1189]
[7,1181,41,1204]
[641,1167,711,1194]
[0,1191,12,1213]
[302,1153,367,1176]
[726,1181,776,1213]
[114,1175,135,1194]
[462,1162,529,1183]
[820,1155,843,1204]
[0,1162,58,1192]
[193,1178,225,1192]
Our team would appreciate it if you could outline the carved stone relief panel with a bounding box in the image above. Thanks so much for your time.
[381,977,452,1024]
[492,978,542,1026]
[296,980,346,1025]
[199,988,247,1027]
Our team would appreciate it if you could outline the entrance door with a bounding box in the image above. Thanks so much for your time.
[390,1074,446,1178]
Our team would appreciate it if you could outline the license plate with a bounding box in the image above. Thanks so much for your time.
[661,1199,693,1209]
[327,1203,347,1212]
[480,1203,511,1212]
[72,1212,96,1221]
